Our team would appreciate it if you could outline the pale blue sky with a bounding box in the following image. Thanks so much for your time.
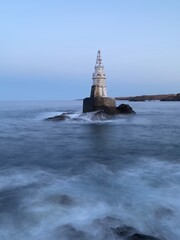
[0,0,180,100]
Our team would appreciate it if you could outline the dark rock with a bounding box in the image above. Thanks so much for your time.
[57,194,74,205]
[45,113,70,121]
[45,99,135,122]
[83,97,135,115]
[92,217,123,240]
[127,233,162,240]
[117,104,136,114]
[47,194,75,206]
[92,216,123,228]
[55,224,90,240]
[104,221,161,240]
[112,225,138,238]
[91,217,162,240]
[155,206,174,219]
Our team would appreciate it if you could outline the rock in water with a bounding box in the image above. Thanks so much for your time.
[47,194,75,206]
[112,225,161,240]
[45,101,135,122]
[112,225,138,238]
[83,97,135,115]
[116,104,136,114]
[127,233,162,240]
[45,113,70,121]
[55,224,89,240]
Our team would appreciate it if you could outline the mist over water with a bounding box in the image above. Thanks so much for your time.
[0,100,180,240]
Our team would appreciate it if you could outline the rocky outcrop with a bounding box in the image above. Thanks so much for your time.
[112,225,137,238]
[112,226,161,240]
[91,103,136,115]
[127,233,161,240]
[45,104,135,121]
[83,97,135,115]
[47,194,75,206]
[45,113,70,121]
[53,216,162,240]
[91,217,162,240]
[116,104,135,114]
[55,224,89,240]
[160,93,180,101]
[116,94,176,101]
[45,101,135,122]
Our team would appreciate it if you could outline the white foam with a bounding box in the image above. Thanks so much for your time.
[1,159,180,240]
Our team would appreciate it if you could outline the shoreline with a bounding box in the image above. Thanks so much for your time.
[115,93,180,101]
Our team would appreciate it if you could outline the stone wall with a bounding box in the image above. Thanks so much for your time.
[83,97,116,114]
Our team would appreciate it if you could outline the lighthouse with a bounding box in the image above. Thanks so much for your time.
[90,50,107,97]
[83,50,116,114]
[46,50,135,120]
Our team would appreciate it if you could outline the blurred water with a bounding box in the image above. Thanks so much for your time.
[0,100,180,240]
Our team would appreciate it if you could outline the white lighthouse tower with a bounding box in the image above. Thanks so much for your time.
[90,50,107,97]
[83,50,116,113]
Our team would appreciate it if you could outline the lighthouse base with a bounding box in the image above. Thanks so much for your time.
[83,97,117,114]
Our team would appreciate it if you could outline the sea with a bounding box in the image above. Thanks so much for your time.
[0,100,180,240]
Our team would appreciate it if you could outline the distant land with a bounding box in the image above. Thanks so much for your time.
[115,93,180,102]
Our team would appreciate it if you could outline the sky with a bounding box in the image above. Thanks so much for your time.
[0,0,180,100]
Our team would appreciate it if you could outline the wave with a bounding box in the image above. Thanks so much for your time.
[43,110,137,124]
[0,158,180,239]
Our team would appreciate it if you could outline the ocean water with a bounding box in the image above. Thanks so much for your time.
[0,100,180,240]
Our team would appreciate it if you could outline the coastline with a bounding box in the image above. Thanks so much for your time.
[115,93,180,101]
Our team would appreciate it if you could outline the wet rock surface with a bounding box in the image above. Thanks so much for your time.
[45,113,70,121]
[47,194,75,206]
[112,225,138,238]
[54,217,162,240]
[45,103,135,121]
[83,97,135,115]
[91,217,162,240]
[90,103,136,116]
[116,104,135,114]
[55,224,90,240]
[127,233,162,240]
